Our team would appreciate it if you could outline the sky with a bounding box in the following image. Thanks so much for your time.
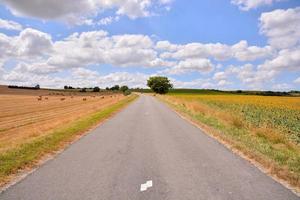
[0,0,299,90]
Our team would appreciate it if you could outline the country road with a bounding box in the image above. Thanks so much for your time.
[0,95,298,200]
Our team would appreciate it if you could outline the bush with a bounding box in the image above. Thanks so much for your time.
[120,85,129,92]
[123,90,131,96]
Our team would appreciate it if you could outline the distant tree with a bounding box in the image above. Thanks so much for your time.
[35,84,40,89]
[80,88,87,92]
[123,90,131,96]
[64,85,68,89]
[93,86,100,92]
[120,85,129,92]
[147,76,173,94]
[105,87,110,91]
[110,85,120,91]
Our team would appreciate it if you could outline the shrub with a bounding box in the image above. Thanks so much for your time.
[123,90,131,96]
[120,85,129,92]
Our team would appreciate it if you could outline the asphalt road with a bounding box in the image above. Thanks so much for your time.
[1,95,299,200]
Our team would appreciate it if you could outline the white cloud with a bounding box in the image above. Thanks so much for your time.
[16,28,53,58]
[272,83,292,91]
[97,16,119,26]
[162,58,214,75]
[213,71,227,81]
[0,29,175,74]
[13,62,59,75]
[259,47,300,71]
[260,7,300,49]
[0,28,53,61]
[0,18,22,30]
[172,78,215,89]
[0,0,173,25]
[294,77,300,84]
[231,0,283,11]
[158,40,273,62]
[0,33,14,60]
[1,66,150,88]
[232,40,274,61]
[156,40,179,51]
[72,68,99,79]
[231,64,278,89]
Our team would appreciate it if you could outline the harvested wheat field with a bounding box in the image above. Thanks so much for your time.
[0,86,136,185]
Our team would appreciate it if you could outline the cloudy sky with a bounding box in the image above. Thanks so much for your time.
[0,0,299,90]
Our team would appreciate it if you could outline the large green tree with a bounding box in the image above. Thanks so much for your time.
[147,76,173,94]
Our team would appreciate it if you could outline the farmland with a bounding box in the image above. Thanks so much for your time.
[0,86,137,186]
[160,92,300,188]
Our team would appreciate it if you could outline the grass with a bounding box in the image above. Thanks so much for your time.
[160,94,300,189]
[0,94,137,186]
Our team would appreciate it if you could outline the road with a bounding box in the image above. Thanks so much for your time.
[0,95,298,200]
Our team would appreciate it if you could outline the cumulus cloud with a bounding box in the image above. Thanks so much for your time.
[162,58,214,75]
[172,78,215,89]
[16,28,53,58]
[260,7,300,49]
[259,47,300,71]
[0,0,173,25]
[0,28,52,61]
[294,77,300,84]
[214,64,279,89]
[0,18,22,30]
[0,29,176,77]
[158,40,273,62]
[97,16,120,26]
[272,83,292,91]
[231,0,283,11]
[49,31,170,69]
[1,66,149,88]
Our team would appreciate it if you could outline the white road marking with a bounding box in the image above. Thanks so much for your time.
[140,180,153,192]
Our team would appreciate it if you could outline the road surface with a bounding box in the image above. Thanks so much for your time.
[1,95,298,200]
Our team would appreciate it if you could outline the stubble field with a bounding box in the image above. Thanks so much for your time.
[0,86,136,186]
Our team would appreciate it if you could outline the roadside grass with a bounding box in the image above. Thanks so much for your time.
[160,95,300,189]
[0,94,137,186]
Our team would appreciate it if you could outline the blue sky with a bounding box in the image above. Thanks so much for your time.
[0,0,299,90]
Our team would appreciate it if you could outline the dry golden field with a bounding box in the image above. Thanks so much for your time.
[0,91,125,154]
[0,86,137,186]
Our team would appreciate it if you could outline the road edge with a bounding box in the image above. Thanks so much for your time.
[0,94,139,194]
[157,95,300,197]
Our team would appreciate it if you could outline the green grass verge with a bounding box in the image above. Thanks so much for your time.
[0,95,137,184]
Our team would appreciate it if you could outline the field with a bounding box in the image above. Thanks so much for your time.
[160,93,300,188]
[0,86,137,186]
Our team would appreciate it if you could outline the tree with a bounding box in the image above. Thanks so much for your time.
[35,84,40,89]
[120,85,129,92]
[147,76,173,94]
[80,88,87,92]
[110,85,120,91]
[93,86,100,92]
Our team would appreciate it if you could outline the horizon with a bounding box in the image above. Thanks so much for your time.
[0,0,300,91]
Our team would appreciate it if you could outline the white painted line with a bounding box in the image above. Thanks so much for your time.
[140,180,153,192]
